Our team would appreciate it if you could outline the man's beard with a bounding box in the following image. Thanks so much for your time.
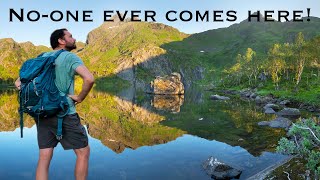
[65,42,77,51]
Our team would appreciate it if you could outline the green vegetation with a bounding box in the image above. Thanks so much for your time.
[276,119,320,176]
[220,33,320,105]
[217,33,320,174]
[2,18,320,90]
[0,38,50,83]
[1,18,320,162]
[77,22,188,79]
[0,90,184,153]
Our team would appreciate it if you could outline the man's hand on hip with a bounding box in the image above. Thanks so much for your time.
[68,95,83,105]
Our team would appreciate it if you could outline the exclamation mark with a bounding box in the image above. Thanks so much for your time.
[307,8,310,22]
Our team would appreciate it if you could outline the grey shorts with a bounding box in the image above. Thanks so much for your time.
[36,113,88,150]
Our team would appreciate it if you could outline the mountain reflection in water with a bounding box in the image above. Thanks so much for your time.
[0,88,290,179]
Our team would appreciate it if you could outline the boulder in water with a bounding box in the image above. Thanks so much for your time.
[147,72,184,95]
[277,108,301,118]
[258,117,292,129]
[202,156,242,179]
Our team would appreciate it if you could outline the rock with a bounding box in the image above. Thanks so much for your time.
[239,89,251,97]
[279,100,290,106]
[263,104,280,111]
[258,72,267,81]
[277,108,301,118]
[300,104,316,112]
[202,156,242,180]
[258,121,270,126]
[307,106,315,112]
[255,96,262,104]
[210,95,230,101]
[299,103,308,110]
[250,93,257,99]
[222,90,238,95]
[260,96,274,104]
[264,108,276,114]
[258,117,292,129]
[269,117,292,129]
[148,72,184,95]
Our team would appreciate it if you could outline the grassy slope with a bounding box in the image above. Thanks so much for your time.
[164,17,320,85]
[220,35,320,106]
[2,17,320,92]
[78,22,188,78]
[0,38,50,82]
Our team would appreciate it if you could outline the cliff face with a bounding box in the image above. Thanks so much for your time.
[78,21,191,90]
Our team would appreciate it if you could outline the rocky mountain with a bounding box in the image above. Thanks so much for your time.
[1,15,320,88]
[78,15,320,90]
[179,16,320,68]
[77,20,188,89]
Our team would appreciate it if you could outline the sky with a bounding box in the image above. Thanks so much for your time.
[0,0,319,47]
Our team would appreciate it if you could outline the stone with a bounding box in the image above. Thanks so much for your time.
[263,104,280,111]
[258,117,292,129]
[268,117,292,129]
[250,93,257,99]
[279,100,290,106]
[202,156,242,180]
[277,108,301,118]
[148,72,184,95]
[258,72,267,81]
[210,95,230,101]
[307,106,315,112]
[262,96,275,104]
[258,121,270,126]
[264,108,276,114]
[255,96,262,104]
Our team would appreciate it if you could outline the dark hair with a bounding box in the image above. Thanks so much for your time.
[50,28,67,49]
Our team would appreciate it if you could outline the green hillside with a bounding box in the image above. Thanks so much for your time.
[78,21,188,78]
[0,38,49,83]
[1,16,320,88]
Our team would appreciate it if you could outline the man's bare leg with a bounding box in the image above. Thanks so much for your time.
[74,145,90,180]
[36,148,54,180]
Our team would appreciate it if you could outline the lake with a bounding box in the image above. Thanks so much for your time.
[0,88,290,179]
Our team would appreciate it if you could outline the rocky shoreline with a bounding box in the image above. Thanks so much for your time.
[220,88,319,113]
[211,88,319,129]
[209,88,319,179]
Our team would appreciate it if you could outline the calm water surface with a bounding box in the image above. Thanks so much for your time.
[0,88,290,179]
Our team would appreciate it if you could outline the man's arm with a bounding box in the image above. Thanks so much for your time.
[68,65,95,104]
[15,77,21,90]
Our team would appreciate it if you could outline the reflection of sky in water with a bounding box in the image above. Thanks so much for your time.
[0,126,288,180]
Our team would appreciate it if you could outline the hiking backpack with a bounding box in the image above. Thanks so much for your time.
[18,49,69,140]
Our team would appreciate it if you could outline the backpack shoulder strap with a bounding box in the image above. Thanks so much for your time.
[52,49,66,59]
[37,52,45,57]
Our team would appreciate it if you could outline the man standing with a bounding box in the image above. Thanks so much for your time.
[15,28,94,180]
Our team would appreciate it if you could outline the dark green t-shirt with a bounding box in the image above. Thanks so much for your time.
[43,51,83,114]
